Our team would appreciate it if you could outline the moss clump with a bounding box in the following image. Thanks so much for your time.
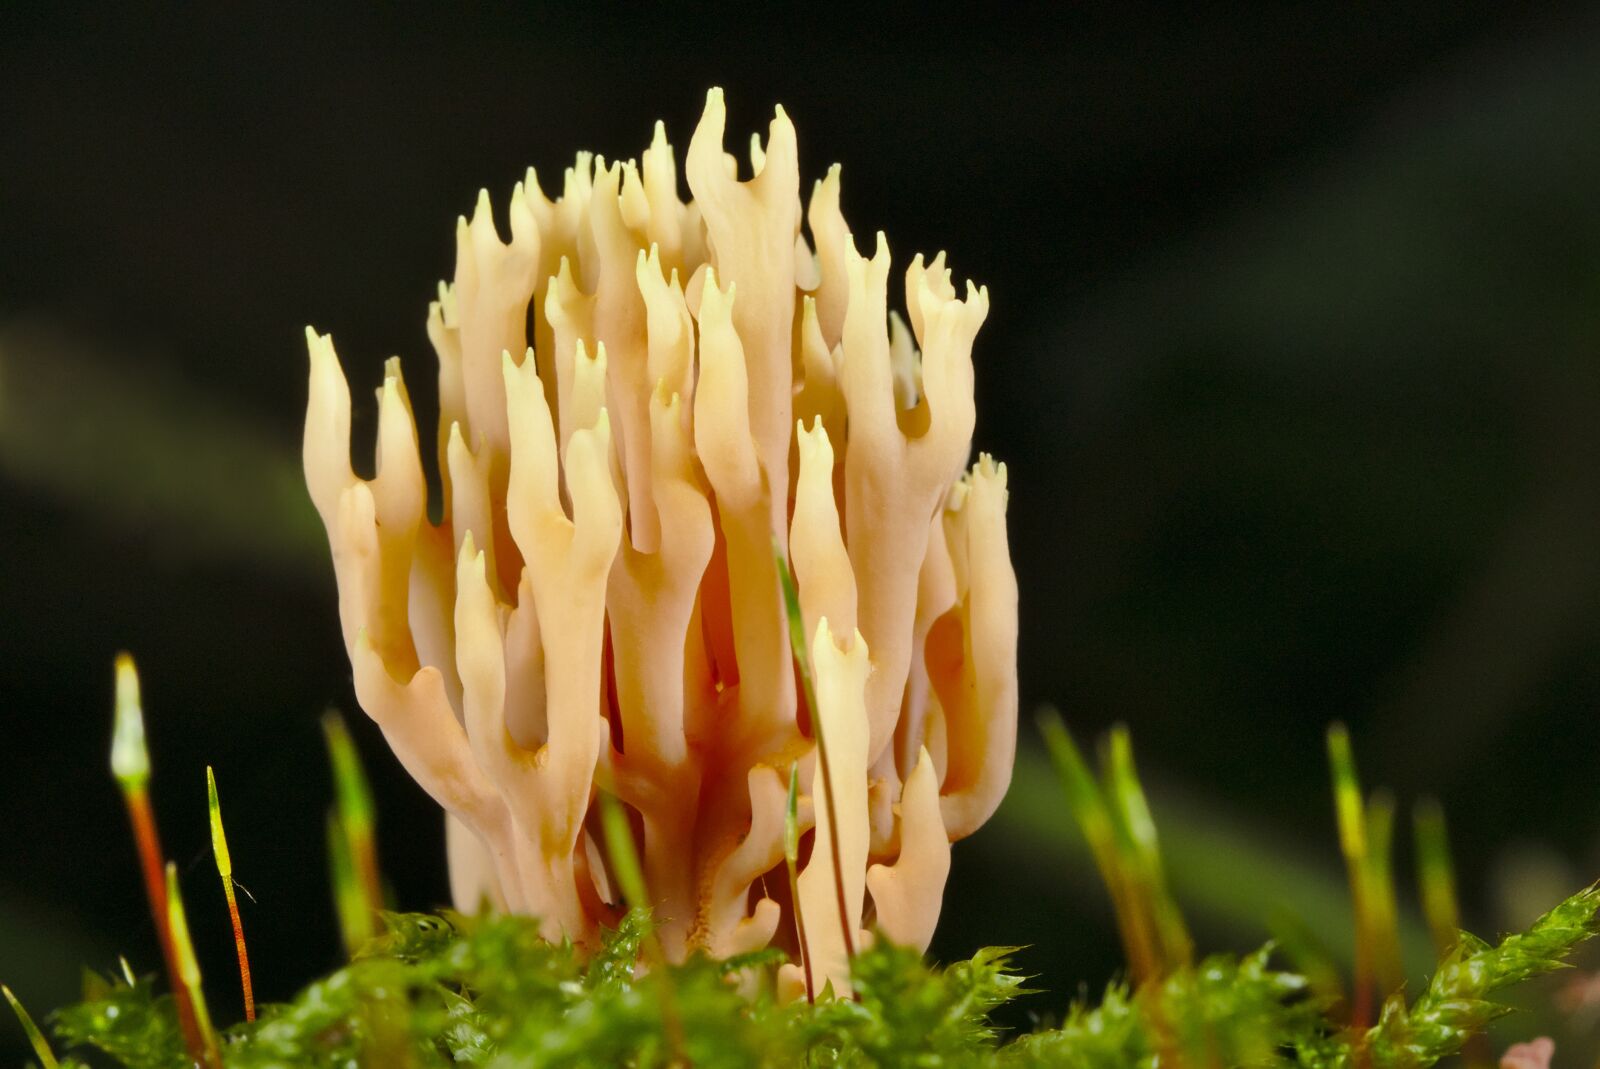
[25,884,1597,1068]
[9,672,1596,1067]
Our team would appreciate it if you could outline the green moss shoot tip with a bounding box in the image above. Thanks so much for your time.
[321,711,375,834]
[1326,723,1365,860]
[327,808,373,959]
[322,710,384,923]
[3,983,59,1069]
[1103,726,1192,973]
[165,863,221,1068]
[1326,722,1377,1027]
[1413,797,1462,959]
[1363,790,1404,996]
[1038,708,1160,984]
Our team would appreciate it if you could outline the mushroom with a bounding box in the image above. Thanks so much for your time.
[302,90,1017,991]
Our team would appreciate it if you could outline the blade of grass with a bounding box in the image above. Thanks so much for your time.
[110,654,204,1057]
[2,984,59,1069]
[165,863,221,1069]
[774,541,856,964]
[207,766,255,1021]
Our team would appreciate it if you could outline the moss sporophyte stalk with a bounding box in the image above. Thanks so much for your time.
[6,91,1598,1067]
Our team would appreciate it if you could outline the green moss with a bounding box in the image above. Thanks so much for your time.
[13,707,1597,1067]
[27,883,1596,1068]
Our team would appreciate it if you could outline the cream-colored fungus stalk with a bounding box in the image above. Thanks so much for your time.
[303,90,1017,999]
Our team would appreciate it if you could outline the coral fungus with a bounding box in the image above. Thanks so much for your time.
[302,89,1017,997]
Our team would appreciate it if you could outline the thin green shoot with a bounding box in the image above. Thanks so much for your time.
[1364,791,1404,997]
[207,766,255,1021]
[322,712,383,946]
[773,540,856,964]
[597,791,686,1064]
[1103,726,1192,973]
[1412,797,1461,959]
[164,863,221,1069]
[2,983,59,1069]
[597,792,651,918]
[1327,722,1374,1029]
[1037,708,1161,984]
[1410,800,1494,1069]
[327,808,369,959]
[785,763,815,1003]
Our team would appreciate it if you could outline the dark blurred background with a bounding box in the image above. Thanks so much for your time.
[4,3,1600,1060]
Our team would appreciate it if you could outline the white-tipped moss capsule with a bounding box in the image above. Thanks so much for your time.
[111,653,150,790]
